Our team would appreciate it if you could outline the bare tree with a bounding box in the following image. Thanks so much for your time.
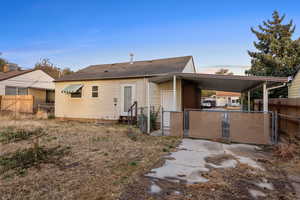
[34,58,74,78]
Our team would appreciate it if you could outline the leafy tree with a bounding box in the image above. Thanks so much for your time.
[61,68,73,76]
[246,11,300,97]
[215,68,233,75]
[0,52,7,72]
[0,58,6,72]
[34,58,74,79]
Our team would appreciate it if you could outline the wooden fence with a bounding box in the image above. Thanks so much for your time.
[0,95,34,113]
[254,98,300,138]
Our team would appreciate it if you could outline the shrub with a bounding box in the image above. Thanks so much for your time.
[0,127,43,143]
[0,146,70,176]
[129,161,138,166]
[273,143,298,160]
[126,128,138,141]
[48,114,55,119]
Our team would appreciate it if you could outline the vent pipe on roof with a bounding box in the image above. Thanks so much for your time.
[129,53,134,64]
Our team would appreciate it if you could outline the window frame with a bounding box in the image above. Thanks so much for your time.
[91,86,99,98]
[71,88,82,98]
[5,86,28,95]
[18,87,28,95]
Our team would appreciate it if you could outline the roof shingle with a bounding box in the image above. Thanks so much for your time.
[55,56,192,82]
[0,70,34,81]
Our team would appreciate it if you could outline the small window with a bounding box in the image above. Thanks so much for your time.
[5,86,17,95]
[92,86,98,98]
[18,88,28,95]
[5,86,28,95]
[71,88,82,98]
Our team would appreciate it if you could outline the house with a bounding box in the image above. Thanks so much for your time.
[55,55,289,139]
[0,69,55,108]
[54,56,197,121]
[214,91,241,107]
[288,67,300,98]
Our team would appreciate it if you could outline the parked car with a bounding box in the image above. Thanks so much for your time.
[201,100,215,108]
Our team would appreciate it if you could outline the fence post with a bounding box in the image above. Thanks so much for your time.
[272,112,274,143]
[161,107,164,136]
[274,111,278,144]
[183,110,189,137]
[140,107,145,133]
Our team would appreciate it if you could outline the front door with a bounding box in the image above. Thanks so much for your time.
[121,84,135,116]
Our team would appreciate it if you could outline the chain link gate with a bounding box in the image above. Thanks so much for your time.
[221,112,230,140]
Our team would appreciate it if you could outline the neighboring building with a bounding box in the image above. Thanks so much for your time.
[54,56,197,120]
[214,91,241,107]
[288,68,300,98]
[0,69,55,107]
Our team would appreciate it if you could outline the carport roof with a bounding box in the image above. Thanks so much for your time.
[149,73,288,92]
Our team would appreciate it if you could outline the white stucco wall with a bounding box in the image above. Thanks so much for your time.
[0,70,54,95]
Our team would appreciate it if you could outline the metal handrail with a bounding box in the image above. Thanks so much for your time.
[127,101,138,125]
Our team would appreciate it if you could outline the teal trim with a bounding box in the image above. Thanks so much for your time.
[61,84,83,94]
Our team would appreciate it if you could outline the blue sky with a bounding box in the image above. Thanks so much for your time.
[1,0,300,74]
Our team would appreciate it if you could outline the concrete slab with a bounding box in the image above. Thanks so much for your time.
[146,139,264,184]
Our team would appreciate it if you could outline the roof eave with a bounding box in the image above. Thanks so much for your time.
[54,73,171,83]
[0,69,36,82]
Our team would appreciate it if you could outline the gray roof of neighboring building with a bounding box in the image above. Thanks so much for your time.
[0,70,35,81]
[55,56,193,82]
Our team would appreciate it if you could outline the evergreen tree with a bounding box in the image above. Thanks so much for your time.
[246,11,300,97]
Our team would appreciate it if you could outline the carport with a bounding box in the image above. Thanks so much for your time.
[147,73,288,144]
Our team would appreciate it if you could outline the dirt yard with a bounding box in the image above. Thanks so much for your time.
[0,114,180,200]
[1,114,300,200]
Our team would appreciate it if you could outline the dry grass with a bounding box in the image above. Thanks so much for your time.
[273,143,298,160]
[0,114,180,200]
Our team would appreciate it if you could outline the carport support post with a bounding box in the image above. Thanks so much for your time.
[248,90,251,111]
[173,75,177,111]
[147,80,151,134]
[241,94,244,110]
[263,82,268,112]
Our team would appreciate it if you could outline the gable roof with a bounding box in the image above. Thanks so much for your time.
[0,69,35,81]
[55,56,192,82]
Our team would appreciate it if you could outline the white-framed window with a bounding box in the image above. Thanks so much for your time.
[92,86,98,98]
[71,88,82,98]
[5,86,28,95]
